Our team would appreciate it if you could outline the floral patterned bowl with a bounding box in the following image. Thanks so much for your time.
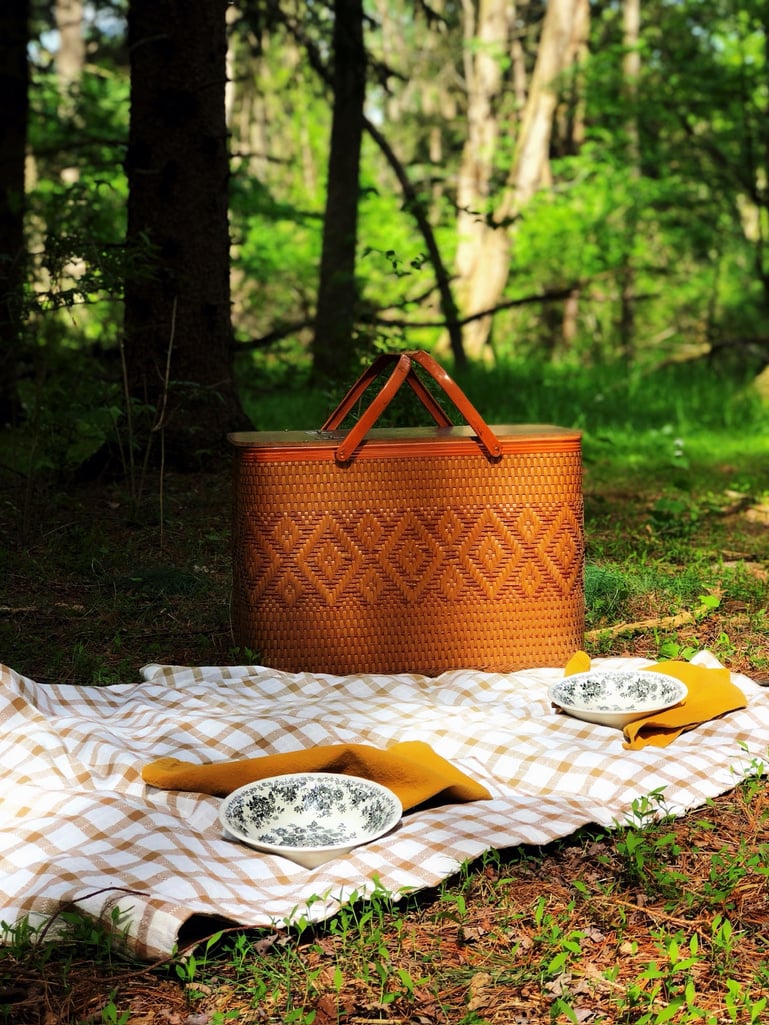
[547,670,688,729]
[219,772,402,868]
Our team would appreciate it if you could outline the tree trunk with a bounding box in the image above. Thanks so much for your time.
[454,0,514,361]
[54,0,85,95]
[500,0,585,219]
[552,0,589,349]
[554,0,589,156]
[618,0,640,359]
[457,0,587,360]
[0,0,30,428]
[311,0,367,382]
[124,0,250,467]
[364,115,465,369]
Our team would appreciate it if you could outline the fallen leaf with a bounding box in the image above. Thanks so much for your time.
[467,972,494,1010]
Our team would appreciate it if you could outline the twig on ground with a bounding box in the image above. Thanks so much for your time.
[586,611,696,641]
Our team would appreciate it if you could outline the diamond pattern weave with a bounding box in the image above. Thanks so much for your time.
[233,438,584,674]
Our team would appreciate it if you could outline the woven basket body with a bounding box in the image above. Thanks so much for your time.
[230,352,584,676]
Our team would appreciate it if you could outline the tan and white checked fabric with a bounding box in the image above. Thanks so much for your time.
[1,653,768,960]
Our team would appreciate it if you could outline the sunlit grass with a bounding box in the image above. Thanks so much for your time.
[241,355,769,495]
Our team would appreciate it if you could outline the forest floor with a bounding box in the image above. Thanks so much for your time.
[2,459,769,1024]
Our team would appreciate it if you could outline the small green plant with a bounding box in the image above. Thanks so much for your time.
[709,914,739,975]
[530,895,586,977]
[658,639,699,661]
[648,494,701,538]
[724,978,768,1024]
[0,915,43,952]
[736,752,769,803]
[713,630,737,660]
[696,593,722,619]
[282,1008,317,1024]
[613,931,717,1024]
[100,994,131,1025]
[612,791,691,899]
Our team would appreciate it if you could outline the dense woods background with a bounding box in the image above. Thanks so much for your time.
[2,0,769,472]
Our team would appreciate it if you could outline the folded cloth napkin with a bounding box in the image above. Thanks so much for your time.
[563,651,747,750]
[141,740,492,811]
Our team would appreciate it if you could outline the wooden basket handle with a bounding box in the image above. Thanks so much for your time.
[320,350,502,463]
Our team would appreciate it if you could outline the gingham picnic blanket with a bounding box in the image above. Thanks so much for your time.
[1,653,768,960]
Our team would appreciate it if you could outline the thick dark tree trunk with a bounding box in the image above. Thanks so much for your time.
[0,0,30,428]
[124,0,250,466]
[311,0,366,382]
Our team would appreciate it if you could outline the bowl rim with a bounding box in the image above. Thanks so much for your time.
[219,771,403,853]
[547,668,688,714]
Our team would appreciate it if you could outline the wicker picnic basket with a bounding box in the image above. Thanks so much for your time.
[229,350,584,675]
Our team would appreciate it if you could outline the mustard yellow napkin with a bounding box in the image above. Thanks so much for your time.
[141,740,491,811]
[563,651,747,750]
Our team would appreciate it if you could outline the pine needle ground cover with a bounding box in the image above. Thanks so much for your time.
[1,359,769,1023]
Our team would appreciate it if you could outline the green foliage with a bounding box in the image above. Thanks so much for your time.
[26,66,129,319]
[12,0,769,400]
[0,344,125,480]
[10,0,769,418]
[610,790,687,897]
[231,175,323,339]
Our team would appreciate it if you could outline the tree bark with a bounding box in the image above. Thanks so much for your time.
[454,0,514,361]
[618,0,641,359]
[500,0,585,220]
[364,115,466,370]
[294,2,465,371]
[54,0,85,94]
[0,0,30,427]
[551,0,589,350]
[311,0,367,382]
[456,0,587,360]
[124,0,250,466]
[554,0,589,156]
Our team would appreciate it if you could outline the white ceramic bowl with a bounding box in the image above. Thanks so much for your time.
[219,772,402,869]
[547,669,687,729]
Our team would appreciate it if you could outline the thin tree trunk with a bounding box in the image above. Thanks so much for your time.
[54,0,85,299]
[618,0,640,359]
[499,0,584,221]
[555,0,589,156]
[554,0,589,348]
[295,12,464,372]
[0,0,30,427]
[312,0,367,381]
[456,0,586,361]
[364,116,465,369]
[54,0,84,95]
[454,0,514,361]
[124,0,250,465]
[561,287,580,348]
